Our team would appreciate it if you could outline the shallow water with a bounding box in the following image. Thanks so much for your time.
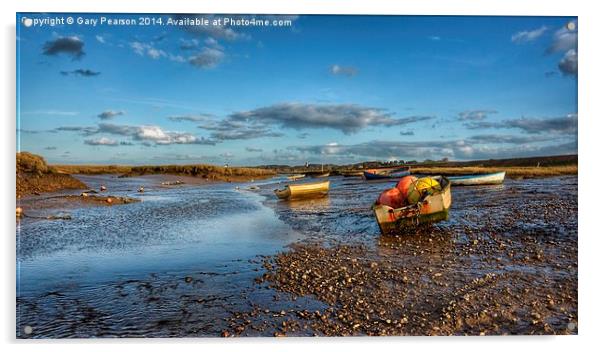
[17,175,301,338]
[16,174,577,337]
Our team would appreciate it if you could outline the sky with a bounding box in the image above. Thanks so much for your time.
[16,14,578,166]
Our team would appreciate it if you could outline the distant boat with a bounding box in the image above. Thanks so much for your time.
[306,171,330,178]
[448,171,506,186]
[287,174,306,181]
[367,166,410,175]
[363,170,410,180]
[341,170,364,177]
[372,176,452,235]
[274,180,330,200]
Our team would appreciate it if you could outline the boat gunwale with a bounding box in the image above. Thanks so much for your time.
[447,171,506,181]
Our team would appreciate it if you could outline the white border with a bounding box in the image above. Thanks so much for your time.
[3,1,600,351]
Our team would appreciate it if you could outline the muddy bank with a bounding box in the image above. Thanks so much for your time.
[17,194,140,221]
[62,194,140,206]
[17,172,88,198]
[17,152,88,198]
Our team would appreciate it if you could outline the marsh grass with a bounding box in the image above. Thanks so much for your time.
[17,152,87,197]
[53,163,276,181]
[411,165,577,178]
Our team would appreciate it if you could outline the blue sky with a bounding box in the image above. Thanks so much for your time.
[16,14,577,165]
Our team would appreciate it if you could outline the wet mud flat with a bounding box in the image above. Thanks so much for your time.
[16,175,577,337]
[225,176,577,336]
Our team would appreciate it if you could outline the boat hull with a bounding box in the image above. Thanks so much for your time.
[372,176,452,235]
[341,171,364,177]
[287,174,306,181]
[274,180,330,200]
[448,171,505,186]
[307,172,330,178]
[363,170,410,180]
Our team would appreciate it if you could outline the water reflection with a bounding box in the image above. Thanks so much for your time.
[278,196,331,211]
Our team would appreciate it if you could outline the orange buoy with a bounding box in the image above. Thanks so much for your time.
[377,187,404,209]
[16,207,23,217]
[396,175,418,199]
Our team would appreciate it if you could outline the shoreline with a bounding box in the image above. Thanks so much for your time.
[17,150,577,198]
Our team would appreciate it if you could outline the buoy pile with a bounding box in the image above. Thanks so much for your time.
[376,175,442,209]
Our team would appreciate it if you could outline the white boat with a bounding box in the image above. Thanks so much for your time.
[287,174,306,181]
[448,171,505,186]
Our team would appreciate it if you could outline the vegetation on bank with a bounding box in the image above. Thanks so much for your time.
[124,164,276,181]
[261,154,578,176]
[53,164,132,175]
[54,163,276,182]
[17,152,87,197]
[410,165,577,178]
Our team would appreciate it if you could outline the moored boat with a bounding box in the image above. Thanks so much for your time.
[306,171,330,178]
[367,166,410,175]
[287,174,306,181]
[274,180,330,200]
[372,176,452,235]
[363,170,410,180]
[448,171,505,186]
[340,170,364,177]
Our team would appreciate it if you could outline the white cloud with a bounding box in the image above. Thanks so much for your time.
[84,137,119,146]
[511,26,548,43]
[547,21,577,53]
[330,64,358,77]
[189,47,225,69]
